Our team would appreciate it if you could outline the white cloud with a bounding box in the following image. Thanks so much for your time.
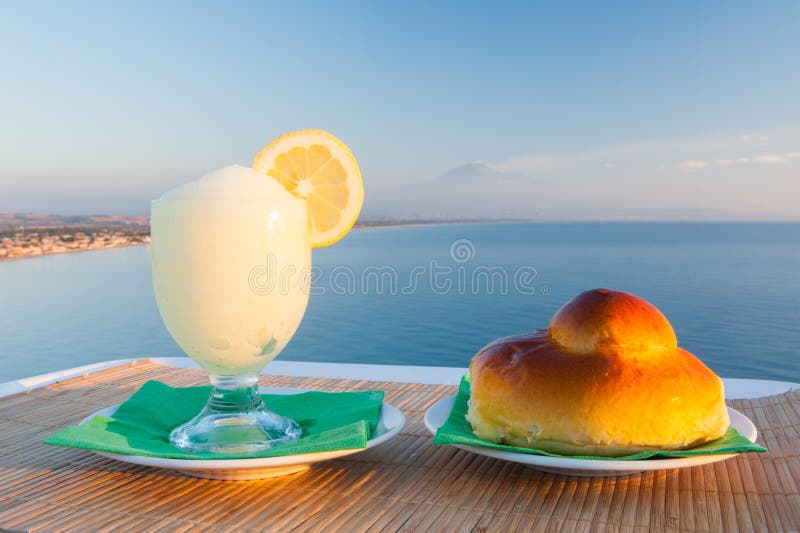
[438,128,800,219]
[675,160,711,171]
[479,129,799,178]
[672,152,796,172]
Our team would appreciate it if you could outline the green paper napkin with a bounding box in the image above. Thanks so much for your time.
[44,380,384,460]
[433,375,766,460]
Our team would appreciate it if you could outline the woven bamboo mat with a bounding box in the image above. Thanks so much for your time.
[0,361,798,532]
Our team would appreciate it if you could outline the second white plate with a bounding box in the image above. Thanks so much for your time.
[79,387,405,481]
[424,396,757,477]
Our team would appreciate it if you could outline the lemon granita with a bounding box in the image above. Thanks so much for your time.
[151,165,310,377]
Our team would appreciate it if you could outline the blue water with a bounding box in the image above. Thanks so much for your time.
[1,222,798,383]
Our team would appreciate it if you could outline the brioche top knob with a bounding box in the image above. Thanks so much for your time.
[548,289,677,355]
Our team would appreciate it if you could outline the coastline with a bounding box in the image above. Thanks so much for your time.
[0,219,487,263]
[0,227,151,263]
[353,218,493,230]
[0,240,151,263]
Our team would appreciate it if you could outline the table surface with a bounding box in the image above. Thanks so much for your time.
[0,359,798,532]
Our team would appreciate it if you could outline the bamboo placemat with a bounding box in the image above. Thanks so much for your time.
[0,360,798,532]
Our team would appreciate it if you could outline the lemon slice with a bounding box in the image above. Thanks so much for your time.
[253,129,363,248]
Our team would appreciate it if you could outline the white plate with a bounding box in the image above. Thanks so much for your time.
[78,387,405,481]
[424,396,757,477]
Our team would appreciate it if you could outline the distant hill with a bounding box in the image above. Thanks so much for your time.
[0,213,149,231]
[364,161,575,220]
[434,162,530,184]
[362,161,758,221]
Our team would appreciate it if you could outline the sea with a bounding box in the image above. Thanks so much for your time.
[1,222,798,384]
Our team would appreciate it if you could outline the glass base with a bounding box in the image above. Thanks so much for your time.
[169,375,302,454]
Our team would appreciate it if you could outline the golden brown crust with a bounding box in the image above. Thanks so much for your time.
[466,289,729,456]
[549,288,678,354]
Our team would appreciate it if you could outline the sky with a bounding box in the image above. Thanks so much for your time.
[1,1,799,219]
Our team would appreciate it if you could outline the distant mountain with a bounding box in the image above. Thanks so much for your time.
[434,162,530,183]
[363,161,568,220]
[362,162,758,221]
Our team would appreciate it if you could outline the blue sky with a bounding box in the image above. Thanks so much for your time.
[1,1,798,218]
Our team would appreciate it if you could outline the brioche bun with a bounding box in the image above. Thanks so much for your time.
[466,289,729,456]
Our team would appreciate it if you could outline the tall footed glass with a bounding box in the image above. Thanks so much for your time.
[150,166,310,454]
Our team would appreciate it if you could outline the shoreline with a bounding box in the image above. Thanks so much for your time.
[0,220,482,263]
[0,241,151,263]
[353,219,493,230]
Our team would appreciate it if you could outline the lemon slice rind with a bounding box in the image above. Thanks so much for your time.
[253,129,363,248]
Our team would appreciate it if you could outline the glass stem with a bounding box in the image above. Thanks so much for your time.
[206,375,265,414]
[169,372,302,453]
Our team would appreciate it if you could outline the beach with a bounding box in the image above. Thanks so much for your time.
[0,227,151,261]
